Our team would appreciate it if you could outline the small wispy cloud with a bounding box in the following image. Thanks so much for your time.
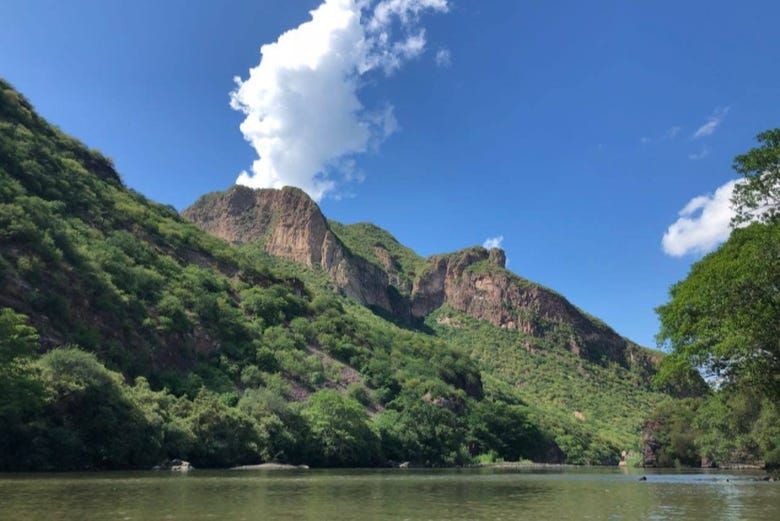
[688,146,710,160]
[435,48,451,67]
[662,179,738,256]
[665,126,681,139]
[483,235,504,249]
[692,106,729,139]
[640,125,681,144]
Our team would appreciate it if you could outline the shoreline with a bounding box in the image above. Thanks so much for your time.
[1,461,772,474]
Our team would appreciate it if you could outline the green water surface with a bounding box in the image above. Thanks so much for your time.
[0,468,778,520]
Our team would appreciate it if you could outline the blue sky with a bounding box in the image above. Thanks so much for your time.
[2,0,779,347]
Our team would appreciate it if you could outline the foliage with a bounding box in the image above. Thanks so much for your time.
[656,221,780,398]
[181,389,265,468]
[375,389,469,466]
[301,390,380,467]
[429,308,667,463]
[645,399,701,467]
[466,399,549,462]
[0,78,673,470]
[652,133,780,469]
[0,308,45,469]
[238,387,308,463]
[731,128,780,225]
[645,391,780,468]
[32,348,165,469]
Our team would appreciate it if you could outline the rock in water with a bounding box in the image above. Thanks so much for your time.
[170,459,193,472]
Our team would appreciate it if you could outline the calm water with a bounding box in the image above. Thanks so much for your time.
[0,468,778,521]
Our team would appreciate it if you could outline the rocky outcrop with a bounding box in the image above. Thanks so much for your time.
[411,247,641,365]
[640,420,663,467]
[153,458,194,472]
[231,463,309,470]
[184,186,401,314]
[184,186,655,369]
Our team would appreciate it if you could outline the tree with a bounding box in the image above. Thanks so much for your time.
[731,129,780,225]
[375,391,468,465]
[644,399,701,467]
[31,347,166,469]
[0,308,45,470]
[466,400,547,462]
[0,307,38,366]
[656,222,780,399]
[184,389,265,467]
[301,390,380,467]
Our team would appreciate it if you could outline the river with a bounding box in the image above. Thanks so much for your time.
[1,468,778,520]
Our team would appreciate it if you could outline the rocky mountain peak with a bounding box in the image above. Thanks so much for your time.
[184,185,329,266]
[184,186,399,314]
[184,186,656,371]
[488,248,506,268]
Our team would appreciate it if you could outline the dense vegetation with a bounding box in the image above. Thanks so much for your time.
[428,308,668,464]
[9,77,748,472]
[0,79,561,470]
[649,130,780,469]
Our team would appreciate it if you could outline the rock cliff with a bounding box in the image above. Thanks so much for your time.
[184,186,656,369]
[183,186,402,314]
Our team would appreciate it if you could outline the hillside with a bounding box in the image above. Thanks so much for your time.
[1,78,668,470]
[185,169,671,461]
[186,185,659,373]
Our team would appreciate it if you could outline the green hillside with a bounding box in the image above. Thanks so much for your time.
[328,221,427,294]
[428,308,666,462]
[0,78,667,470]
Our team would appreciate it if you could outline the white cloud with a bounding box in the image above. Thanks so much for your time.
[688,145,710,160]
[483,235,504,249]
[662,179,739,256]
[435,48,451,67]
[368,0,448,32]
[231,0,448,201]
[692,106,729,139]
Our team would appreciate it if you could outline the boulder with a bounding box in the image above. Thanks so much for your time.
[171,459,193,472]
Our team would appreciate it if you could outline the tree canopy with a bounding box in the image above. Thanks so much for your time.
[731,128,780,225]
[657,129,780,401]
[656,221,780,399]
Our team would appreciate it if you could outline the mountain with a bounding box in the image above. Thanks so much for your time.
[185,185,658,373]
[0,78,669,470]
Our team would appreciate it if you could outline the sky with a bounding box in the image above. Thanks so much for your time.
[2,0,779,348]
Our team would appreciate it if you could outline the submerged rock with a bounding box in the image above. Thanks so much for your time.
[153,458,194,472]
[231,463,309,470]
[171,460,193,472]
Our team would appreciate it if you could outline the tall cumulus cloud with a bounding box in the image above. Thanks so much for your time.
[230,0,448,201]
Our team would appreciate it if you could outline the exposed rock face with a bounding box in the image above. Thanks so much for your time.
[184,186,654,368]
[410,247,641,365]
[640,420,663,467]
[184,186,400,314]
